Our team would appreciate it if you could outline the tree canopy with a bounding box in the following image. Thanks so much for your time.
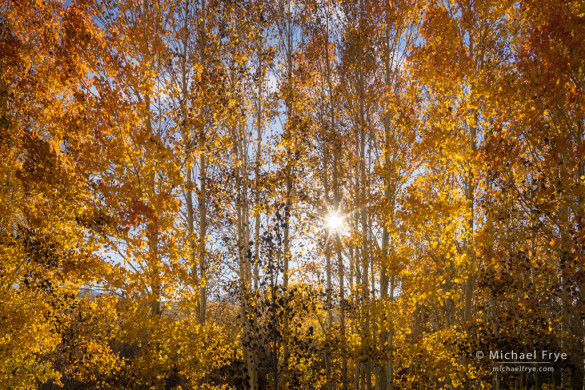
[1,0,584,389]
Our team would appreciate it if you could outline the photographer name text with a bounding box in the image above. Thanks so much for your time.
[489,350,567,362]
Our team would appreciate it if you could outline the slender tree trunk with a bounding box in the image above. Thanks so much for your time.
[378,13,397,389]
[280,2,296,382]
[144,95,161,317]
[463,34,479,385]
[463,121,476,327]
[357,39,371,390]
[235,119,257,390]
[322,149,333,389]
[197,0,208,326]
[253,51,263,293]
[178,0,201,324]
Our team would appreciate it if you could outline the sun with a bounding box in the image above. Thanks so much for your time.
[325,212,344,232]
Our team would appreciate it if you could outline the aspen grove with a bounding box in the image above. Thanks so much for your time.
[1,0,584,389]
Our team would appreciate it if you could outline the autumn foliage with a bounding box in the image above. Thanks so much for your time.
[1,0,584,389]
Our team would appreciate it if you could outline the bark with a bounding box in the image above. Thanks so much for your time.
[322,149,333,389]
[234,119,257,390]
[178,0,200,323]
[197,0,208,326]
[280,0,297,381]
[145,95,161,317]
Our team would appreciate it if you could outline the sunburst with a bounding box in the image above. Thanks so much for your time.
[325,212,344,232]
